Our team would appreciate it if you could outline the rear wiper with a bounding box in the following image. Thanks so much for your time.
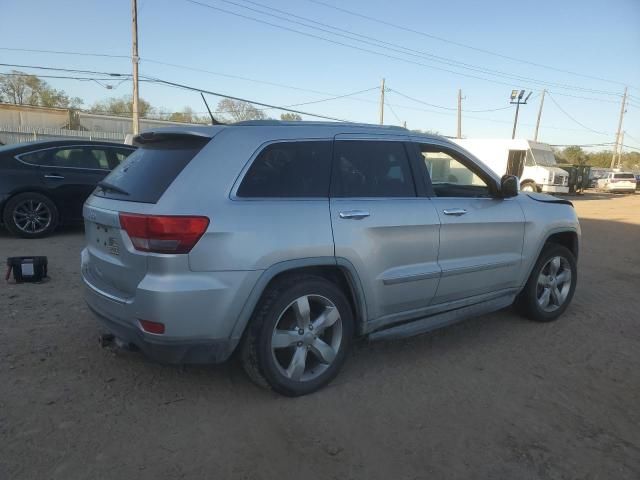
[97,180,129,196]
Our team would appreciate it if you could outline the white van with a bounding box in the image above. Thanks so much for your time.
[452,138,569,194]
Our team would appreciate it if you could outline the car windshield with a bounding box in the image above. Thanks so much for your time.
[529,148,558,166]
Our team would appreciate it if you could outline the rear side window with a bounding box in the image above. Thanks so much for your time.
[332,140,416,197]
[237,141,332,197]
[94,135,209,203]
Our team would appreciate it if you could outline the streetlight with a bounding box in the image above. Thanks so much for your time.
[510,90,532,139]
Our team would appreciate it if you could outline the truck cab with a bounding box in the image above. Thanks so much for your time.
[452,138,569,194]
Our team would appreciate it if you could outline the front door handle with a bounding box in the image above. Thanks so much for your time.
[443,208,468,216]
[339,210,370,220]
[44,174,65,180]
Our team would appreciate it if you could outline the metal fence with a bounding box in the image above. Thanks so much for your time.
[0,125,126,146]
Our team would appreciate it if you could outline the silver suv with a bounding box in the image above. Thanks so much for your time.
[82,122,580,396]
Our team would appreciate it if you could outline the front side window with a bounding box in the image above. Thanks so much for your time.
[332,140,415,197]
[237,141,332,197]
[418,145,489,198]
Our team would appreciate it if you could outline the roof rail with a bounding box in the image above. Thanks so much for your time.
[233,120,408,130]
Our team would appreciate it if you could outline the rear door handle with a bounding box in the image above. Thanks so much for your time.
[44,174,65,180]
[443,208,468,216]
[339,210,370,220]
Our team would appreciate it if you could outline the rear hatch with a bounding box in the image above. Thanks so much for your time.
[611,173,636,188]
[83,133,211,299]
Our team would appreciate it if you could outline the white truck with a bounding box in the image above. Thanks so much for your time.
[452,138,569,194]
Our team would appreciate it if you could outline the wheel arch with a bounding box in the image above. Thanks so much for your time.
[229,257,368,349]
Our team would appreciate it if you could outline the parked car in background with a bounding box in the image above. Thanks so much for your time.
[596,172,637,193]
[636,174,640,190]
[0,140,135,237]
[82,122,580,396]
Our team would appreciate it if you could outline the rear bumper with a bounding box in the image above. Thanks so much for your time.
[87,302,233,364]
[540,185,569,194]
[603,185,636,192]
[81,248,261,364]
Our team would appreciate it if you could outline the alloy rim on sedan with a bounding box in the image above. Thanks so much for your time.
[536,256,572,312]
[271,294,343,382]
[12,200,52,234]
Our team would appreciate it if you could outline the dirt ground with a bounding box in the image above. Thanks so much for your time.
[1,192,639,479]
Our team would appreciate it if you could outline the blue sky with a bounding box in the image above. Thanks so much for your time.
[1,0,639,150]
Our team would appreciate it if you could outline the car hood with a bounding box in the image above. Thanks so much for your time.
[525,192,573,206]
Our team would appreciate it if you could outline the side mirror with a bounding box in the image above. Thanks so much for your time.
[500,175,519,198]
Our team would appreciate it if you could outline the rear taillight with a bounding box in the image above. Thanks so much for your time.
[119,213,209,254]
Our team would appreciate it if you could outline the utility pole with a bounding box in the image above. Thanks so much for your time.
[457,89,462,138]
[616,130,625,169]
[510,90,532,139]
[611,87,628,169]
[379,78,385,125]
[534,89,546,142]
[131,0,140,135]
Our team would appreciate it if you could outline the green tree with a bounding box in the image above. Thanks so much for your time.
[216,99,267,122]
[559,146,587,165]
[90,95,153,117]
[0,70,82,108]
[280,112,302,121]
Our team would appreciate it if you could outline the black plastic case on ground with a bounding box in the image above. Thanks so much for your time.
[6,256,48,283]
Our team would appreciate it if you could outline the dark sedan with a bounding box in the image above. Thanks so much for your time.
[0,140,135,238]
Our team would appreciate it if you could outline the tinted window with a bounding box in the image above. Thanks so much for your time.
[613,173,635,179]
[113,147,135,166]
[17,149,50,165]
[94,136,208,203]
[237,141,332,197]
[87,149,110,169]
[418,145,489,198]
[333,141,415,197]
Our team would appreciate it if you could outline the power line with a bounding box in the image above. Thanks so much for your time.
[0,63,353,122]
[546,92,609,135]
[183,0,623,96]
[222,0,624,97]
[138,74,352,121]
[0,71,131,83]
[0,47,129,59]
[389,88,514,112]
[305,0,639,91]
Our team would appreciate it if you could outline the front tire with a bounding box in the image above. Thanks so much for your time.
[241,274,354,396]
[2,192,59,238]
[520,182,537,193]
[516,244,577,322]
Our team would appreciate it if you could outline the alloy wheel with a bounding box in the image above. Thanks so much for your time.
[12,199,52,234]
[536,256,572,312]
[271,295,343,382]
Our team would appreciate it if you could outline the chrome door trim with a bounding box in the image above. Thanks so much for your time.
[440,259,520,278]
[381,270,441,285]
[15,144,134,171]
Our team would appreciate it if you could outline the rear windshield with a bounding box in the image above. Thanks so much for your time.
[613,173,635,179]
[93,135,209,203]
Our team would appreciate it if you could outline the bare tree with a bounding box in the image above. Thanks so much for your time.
[217,99,267,122]
[0,71,82,108]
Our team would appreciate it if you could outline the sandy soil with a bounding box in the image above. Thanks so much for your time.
[1,192,639,479]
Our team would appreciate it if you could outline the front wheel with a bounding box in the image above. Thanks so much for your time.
[515,244,577,322]
[520,182,537,193]
[241,274,354,396]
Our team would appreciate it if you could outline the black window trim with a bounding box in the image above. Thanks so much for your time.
[410,140,501,198]
[15,144,136,172]
[230,138,334,201]
[329,138,419,199]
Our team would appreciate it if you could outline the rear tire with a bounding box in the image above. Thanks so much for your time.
[515,244,577,322]
[2,192,59,238]
[241,274,354,396]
